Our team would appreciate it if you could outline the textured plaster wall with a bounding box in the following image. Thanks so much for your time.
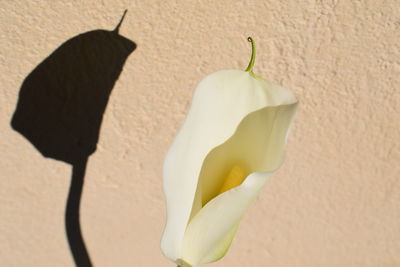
[0,1,399,266]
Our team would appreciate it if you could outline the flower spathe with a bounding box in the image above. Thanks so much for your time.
[161,38,298,267]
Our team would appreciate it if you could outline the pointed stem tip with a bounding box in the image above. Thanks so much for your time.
[245,36,256,73]
[114,9,128,33]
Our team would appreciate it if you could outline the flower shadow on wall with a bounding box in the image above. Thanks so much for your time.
[10,10,136,267]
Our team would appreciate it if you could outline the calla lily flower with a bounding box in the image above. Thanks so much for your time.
[161,37,298,267]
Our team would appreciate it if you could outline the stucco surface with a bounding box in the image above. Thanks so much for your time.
[0,1,399,266]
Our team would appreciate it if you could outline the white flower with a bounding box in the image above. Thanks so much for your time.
[161,38,298,267]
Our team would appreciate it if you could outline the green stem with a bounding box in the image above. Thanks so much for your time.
[245,37,256,74]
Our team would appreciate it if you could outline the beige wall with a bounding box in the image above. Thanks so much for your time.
[1,0,399,266]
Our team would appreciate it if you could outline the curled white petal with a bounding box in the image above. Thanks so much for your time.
[182,102,297,265]
[161,69,297,265]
